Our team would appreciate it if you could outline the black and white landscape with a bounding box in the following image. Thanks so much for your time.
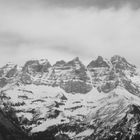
[1,56,140,140]
[1,0,140,140]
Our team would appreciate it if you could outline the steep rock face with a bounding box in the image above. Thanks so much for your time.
[0,55,139,94]
[0,54,140,139]
[0,78,7,88]
[84,92,131,140]
[88,103,140,140]
[88,56,110,68]
[51,57,92,93]
[108,104,140,140]
[21,59,51,85]
[19,58,92,93]
[53,60,66,68]
[0,109,28,140]
[0,63,19,78]
[22,59,51,74]
[88,55,139,95]
[64,57,84,68]
[88,56,113,92]
[4,87,139,140]
[0,63,19,88]
[111,55,136,71]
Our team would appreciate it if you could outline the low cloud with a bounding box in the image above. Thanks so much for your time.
[0,2,140,66]
[1,0,140,9]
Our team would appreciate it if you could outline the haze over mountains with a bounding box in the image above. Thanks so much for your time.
[1,55,140,140]
[1,0,140,67]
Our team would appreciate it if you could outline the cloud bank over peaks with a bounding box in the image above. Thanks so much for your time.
[0,1,140,67]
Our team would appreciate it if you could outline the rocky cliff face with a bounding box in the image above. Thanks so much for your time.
[1,55,140,140]
[88,55,139,95]
[0,109,28,140]
[0,55,138,95]
[0,57,93,94]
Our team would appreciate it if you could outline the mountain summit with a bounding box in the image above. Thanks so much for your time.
[88,56,109,68]
[0,55,140,140]
[0,55,137,94]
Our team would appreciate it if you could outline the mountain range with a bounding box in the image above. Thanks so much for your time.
[1,55,140,140]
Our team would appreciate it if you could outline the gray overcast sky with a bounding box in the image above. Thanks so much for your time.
[0,0,140,66]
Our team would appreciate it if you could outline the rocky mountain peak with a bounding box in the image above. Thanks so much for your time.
[4,62,16,67]
[1,62,17,72]
[22,59,51,74]
[38,59,50,65]
[87,56,109,68]
[65,57,85,69]
[0,62,19,78]
[73,57,80,61]
[1,56,140,140]
[111,55,136,71]
[0,55,139,95]
[53,60,66,67]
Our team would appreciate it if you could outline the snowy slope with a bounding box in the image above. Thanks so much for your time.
[0,55,140,140]
[1,83,140,140]
[0,84,107,134]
